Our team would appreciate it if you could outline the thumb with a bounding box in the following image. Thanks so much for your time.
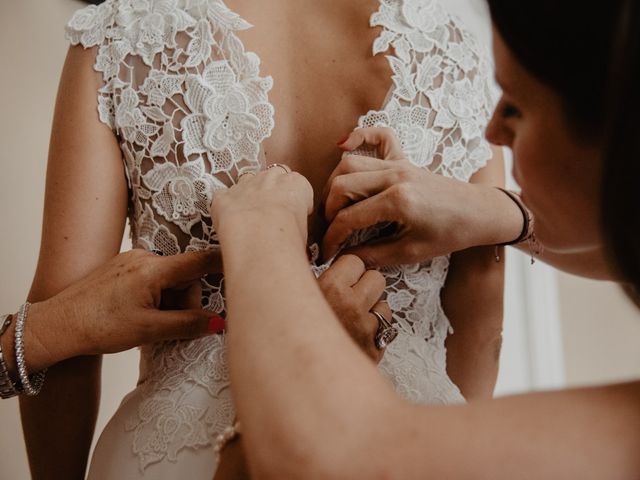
[145,309,226,343]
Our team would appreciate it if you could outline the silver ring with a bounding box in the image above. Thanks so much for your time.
[371,309,398,350]
[267,163,292,174]
[237,169,257,182]
[151,249,165,256]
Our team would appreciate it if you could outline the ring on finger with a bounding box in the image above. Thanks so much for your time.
[371,309,398,350]
[267,163,292,174]
[237,169,258,182]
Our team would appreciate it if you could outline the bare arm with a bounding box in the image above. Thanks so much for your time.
[20,45,128,479]
[0,251,223,381]
[321,129,615,280]
[217,194,640,480]
[444,146,506,400]
[391,381,640,480]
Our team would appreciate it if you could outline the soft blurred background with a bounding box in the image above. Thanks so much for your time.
[1,0,639,478]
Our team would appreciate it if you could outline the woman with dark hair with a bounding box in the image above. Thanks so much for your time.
[207,0,640,477]
[21,0,505,478]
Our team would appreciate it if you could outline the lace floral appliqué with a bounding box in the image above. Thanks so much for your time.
[66,0,495,473]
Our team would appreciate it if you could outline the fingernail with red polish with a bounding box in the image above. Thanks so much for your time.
[208,316,226,334]
[337,136,350,146]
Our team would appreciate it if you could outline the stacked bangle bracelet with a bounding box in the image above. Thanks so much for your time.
[14,303,46,396]
[0,303,47,399]
[0,314,21,399]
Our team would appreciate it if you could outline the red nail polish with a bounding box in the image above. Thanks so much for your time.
[208,316,226,334]
[337,136,349,146]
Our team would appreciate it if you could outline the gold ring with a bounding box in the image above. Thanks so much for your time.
[237,169,257,182]
[267,163,292,174]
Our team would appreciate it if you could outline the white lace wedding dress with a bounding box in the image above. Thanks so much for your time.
[65,0,496,477]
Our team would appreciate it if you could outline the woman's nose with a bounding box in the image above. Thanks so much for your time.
[485,111,512,147]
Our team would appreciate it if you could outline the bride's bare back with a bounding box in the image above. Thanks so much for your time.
[232,0,391,195]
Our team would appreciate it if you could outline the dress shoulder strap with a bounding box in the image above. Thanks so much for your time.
[364,0,498,182]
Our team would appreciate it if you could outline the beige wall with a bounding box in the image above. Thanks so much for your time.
[1,1,639,479]
[558,273,640,386]
[0,1,138,478]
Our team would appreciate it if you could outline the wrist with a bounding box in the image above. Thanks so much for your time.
[218,209,308,270]
[0,300,68,389]
[24,299,77,370]
[466,184,525,247]
[217,208,306,247]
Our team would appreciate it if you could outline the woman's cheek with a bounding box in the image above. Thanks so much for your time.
[510,140,560,243]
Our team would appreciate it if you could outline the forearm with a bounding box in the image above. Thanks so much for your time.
[464,185,616,280]
[20,356,101,480]
[221,213,640,479]
[443,246,504,400]
[17,278,105,479]
[20,281,103,480]
[19,42,128,477]
[443,150,505,400]
[222,212,397,478]
[392,382,640,480]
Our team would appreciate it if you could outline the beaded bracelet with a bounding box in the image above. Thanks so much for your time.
[214,420,242,461]
[14,303,47,396]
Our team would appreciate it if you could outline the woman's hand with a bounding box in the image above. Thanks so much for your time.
[210,166,314,247]
[17,249,225,372]
[321,128,524,266]
[318,255,391,363]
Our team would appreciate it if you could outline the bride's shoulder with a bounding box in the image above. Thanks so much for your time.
[65,0,117,48]
[371,0,485,58]
[65,0,251,51]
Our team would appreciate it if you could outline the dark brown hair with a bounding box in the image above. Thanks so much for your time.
[601,1,640,300]
[487,1,621,139]
[488,0,640,298]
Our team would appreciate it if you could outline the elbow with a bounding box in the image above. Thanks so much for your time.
[449,322,504,360]
[478,328,504,361]
[447,327,504,401]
